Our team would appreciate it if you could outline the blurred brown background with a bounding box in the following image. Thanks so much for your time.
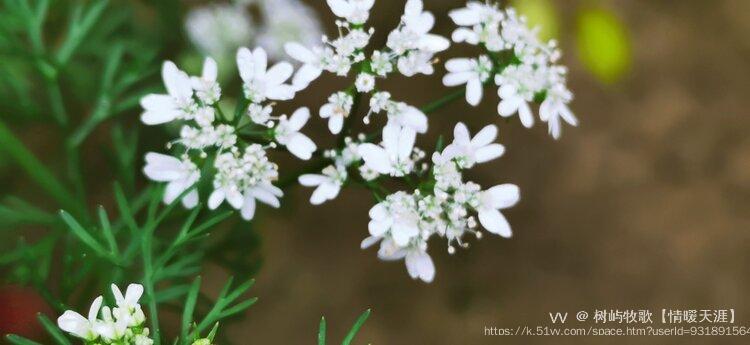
[221,0,750,344]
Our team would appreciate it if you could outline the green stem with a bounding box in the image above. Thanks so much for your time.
[420,88,467,114]
[0,119,85,218]
[141,226,161,345]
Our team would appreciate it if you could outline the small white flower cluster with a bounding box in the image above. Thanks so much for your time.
[361,123,518,282]
[444,2,578,139]
[57,284,153,345]
[185,0,324,62]
[285,0,448,136]
[185,4,255,60]
[141,47,317,220]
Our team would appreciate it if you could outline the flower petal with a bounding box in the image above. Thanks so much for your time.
[287,133,317,160]
[284,42,314,63]
[486,184,520,209]
[471,124,498,147]
[328,114,344,134]
[466,77,483,106]
[359,143,392,174]
[474,143,505,163]
[478,208,512,238]
[405,251,435,283]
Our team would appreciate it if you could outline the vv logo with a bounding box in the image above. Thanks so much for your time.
[549,312,568,324]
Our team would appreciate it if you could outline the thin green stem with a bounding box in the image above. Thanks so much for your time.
[0,119,85,218]
[420,88,467,114]
[142,227,161,345]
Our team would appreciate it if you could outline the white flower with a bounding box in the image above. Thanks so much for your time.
[298,163,347,205]
[448,1,503,29]
[240,183,283,220]
[143,153,200,208]
[442,56,493,106]
[539,84,578,140]
[320,92,354,134]
[193,106,215,128]
[476,184,519,238]
[387,0,450,55]
[396,51,435,77]
[355,73,376,93]
[326,0,375,25]
[185,4,254,58]
[191,57,221,105]
[140,61,195,125]
[111,283,145,327]
[237,47,296,102]
[94,307,128,342]
[385,102,428,134]
[370,50,393,77]
[369,91,391,114]
[359,125,416,177]
[257,0,324,61]
[284,42,331,89]
[497,83,534,128]
[247,103,273,125]
[441,122,505,168]
[367,192,420,246]
[274,107,317,160]
[208,145,279,211]
[404,247,435,282]
[57,296,103,341]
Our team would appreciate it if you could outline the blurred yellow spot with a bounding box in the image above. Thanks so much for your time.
[576,8,632,84]
[513,0,559,40]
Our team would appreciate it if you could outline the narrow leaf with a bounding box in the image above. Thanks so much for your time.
[37,313,72,345]
[318,317,327,345]
[341,309,371,345]
[181,277,202,342]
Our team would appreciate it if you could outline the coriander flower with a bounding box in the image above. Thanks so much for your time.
[539,83,579,139]
[191,57,221,105]
[240,182,283,220]
[326,0,375,25]
[387,0,450,55]
[441,122,505,168]
[140,61,195,125]
[442,56,493,106]
[185,4,254,59]
[111,283,145,327]
[476,184,520,237]
[446,2,579,139]
[284,42,332,88]
[273,107,317,160]
[384,102,428,134]
[57,296,103,341]
[237,47,296,102]
[359,125,416,177]
[320,91,354,134]
[495,70,536,128]
[370,50,393,76]
[298,162,347,205]
[367,192,421,247]
[256,0,324,61]
[143,153,200,208]
[355,73,376,93]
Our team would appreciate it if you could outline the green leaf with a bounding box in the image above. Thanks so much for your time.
[59,210,112,262]
[342,309,371,345]
[577,8,631,84]
[97,205,118,256]
[37,313,72,345]
[5,334,43,345]
[318,317,327,345]
[182,276,202,342]
[0,119,82,217]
